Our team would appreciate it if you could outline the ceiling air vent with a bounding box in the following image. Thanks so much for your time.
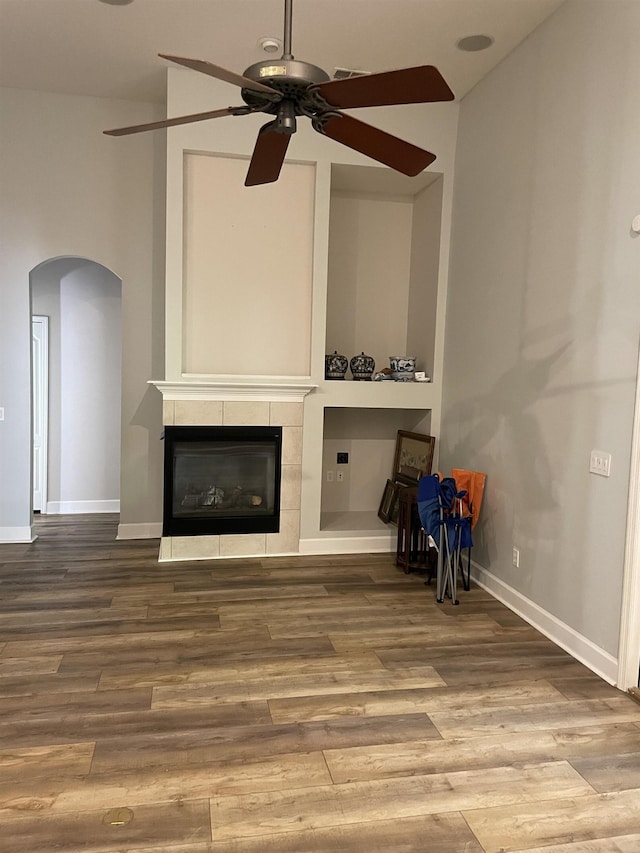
[333,67,370,80]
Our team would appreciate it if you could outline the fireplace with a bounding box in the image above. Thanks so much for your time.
[163,425,282,537]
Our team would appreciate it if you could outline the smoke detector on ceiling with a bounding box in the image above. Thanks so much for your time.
[258,37,282,54]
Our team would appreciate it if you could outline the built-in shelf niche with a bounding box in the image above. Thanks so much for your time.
[320,406,432,533]
[326,163,443,382]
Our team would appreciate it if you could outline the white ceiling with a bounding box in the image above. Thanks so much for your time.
[0,0,564,104]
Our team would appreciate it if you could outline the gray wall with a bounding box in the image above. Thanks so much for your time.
[441,0,640,656]
[0,87,166,535]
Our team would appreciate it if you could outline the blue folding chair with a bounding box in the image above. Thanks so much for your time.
[417,474,472,604]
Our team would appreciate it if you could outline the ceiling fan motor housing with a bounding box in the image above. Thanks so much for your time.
[242,59,331,115]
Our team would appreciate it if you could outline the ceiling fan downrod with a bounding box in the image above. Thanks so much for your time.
[282,0,293,60]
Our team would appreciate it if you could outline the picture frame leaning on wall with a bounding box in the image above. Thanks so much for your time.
[378,478,396,523]
[393,431,436,486]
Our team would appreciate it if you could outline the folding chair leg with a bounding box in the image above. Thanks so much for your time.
[442,523,459,606]
[438,524,458,605]
[459,548,471,591]
[435,540,444,602]
[450,531,460,605]
[436,522,447,603]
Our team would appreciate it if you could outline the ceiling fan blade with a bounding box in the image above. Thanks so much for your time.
[245,122,291,186]
[104,106,253,136]
[312,65,454,109]
[159,54,281,98]
[316,113,436,176]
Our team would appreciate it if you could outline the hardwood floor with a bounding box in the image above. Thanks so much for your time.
[0,514,639,852]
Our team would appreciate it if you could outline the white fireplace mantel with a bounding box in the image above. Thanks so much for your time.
[150,377,317,403]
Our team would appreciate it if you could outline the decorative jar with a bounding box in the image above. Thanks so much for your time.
[325,351,348,380]
[349,352,375,381]
[389,356,416,382]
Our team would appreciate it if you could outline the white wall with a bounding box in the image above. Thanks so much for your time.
[407,177,443,380]
[0,87,165,539]
[32,260,122,511]
[59,263,122,507]
[441,0,640,659]
[31,266,63,504]
[182,153,315,376]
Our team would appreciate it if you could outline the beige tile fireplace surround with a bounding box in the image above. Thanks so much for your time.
[156,386,312,562]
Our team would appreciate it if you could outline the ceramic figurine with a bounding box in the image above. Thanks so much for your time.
[374,369,394,381]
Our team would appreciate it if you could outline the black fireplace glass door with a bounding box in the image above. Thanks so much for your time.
[163,426,282,536]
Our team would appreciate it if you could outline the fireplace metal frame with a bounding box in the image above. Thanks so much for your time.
[162,425,283,537]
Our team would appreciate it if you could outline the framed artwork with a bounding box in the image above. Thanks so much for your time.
[389,482,406,525]
[378,479,411,526]
[378,479,396,523]
[393,431,435,486]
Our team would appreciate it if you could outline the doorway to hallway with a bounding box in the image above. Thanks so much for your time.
[30,257,122,519]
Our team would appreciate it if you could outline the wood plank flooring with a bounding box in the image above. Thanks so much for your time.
[0,514,639,852]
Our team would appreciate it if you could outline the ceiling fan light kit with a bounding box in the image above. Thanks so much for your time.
[104,0,454,186]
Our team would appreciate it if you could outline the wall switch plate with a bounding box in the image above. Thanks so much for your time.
[336,471,344,482]
[512,547,520,568]
[0,407,4,421]
[590,450,611,477]
[326,470,334,482]
[337,452,349,464]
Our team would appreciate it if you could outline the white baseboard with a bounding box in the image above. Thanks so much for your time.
[117,522,163,540]
[0,526,37,543]
[471,560,618,685]
[299,534,395,555]
[47,500,120,514]
[158,549,302,563]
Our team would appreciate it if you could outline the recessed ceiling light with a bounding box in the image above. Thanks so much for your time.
[258,37,282,54]
[457,34,495,52]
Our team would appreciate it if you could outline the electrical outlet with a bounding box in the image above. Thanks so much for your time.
[336,471,344,482]
[512,547,520,568]
[326,470,334,482]
[590,449,611,477]
[337,452,349,464]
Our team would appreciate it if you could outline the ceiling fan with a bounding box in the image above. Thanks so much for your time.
[104,0,454,186]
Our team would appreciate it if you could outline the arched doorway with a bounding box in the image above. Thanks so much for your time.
[30,257,122,518]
